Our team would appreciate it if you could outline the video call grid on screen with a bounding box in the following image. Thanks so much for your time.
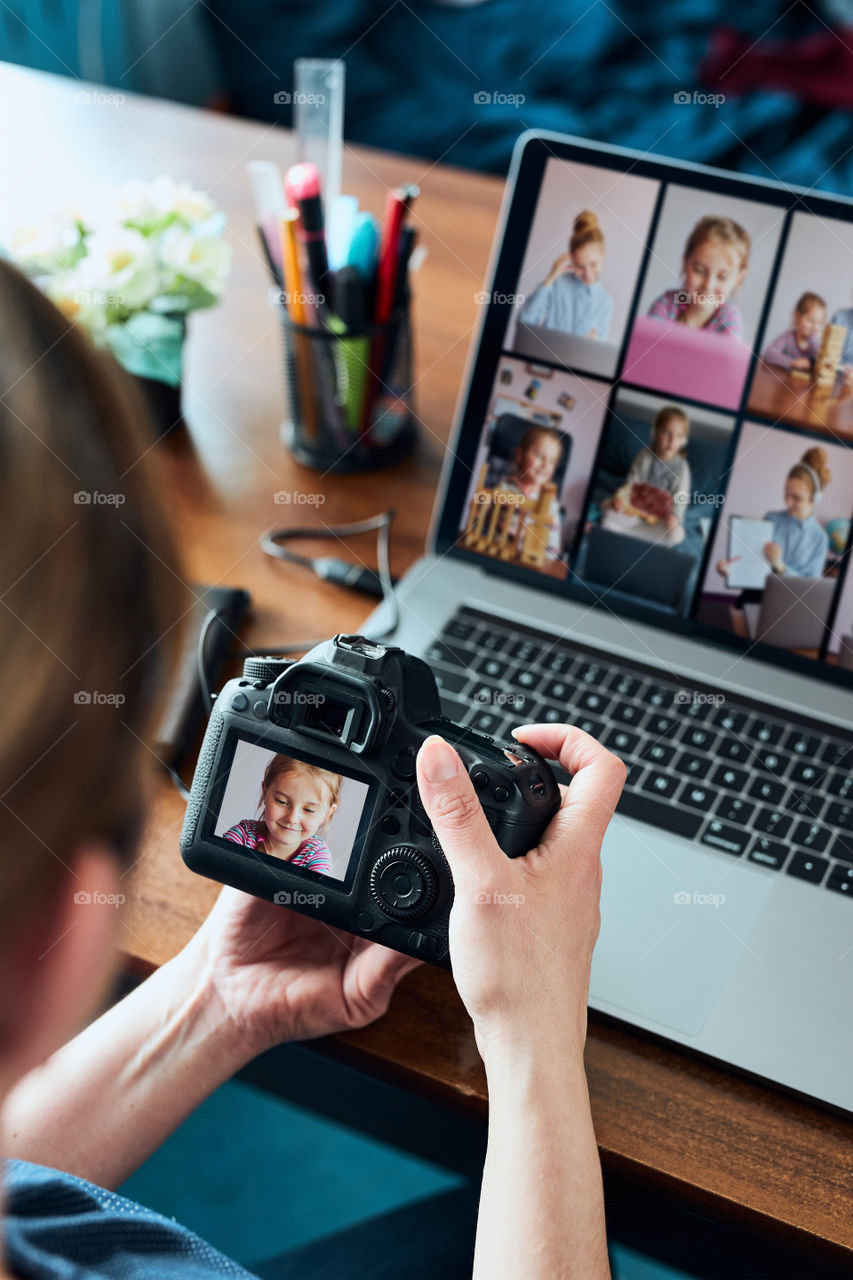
[438,134,853,680]
[210,736,376,883]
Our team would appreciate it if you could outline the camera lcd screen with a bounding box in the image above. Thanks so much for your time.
[210,736,375,883]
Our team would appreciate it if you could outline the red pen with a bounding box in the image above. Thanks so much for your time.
[360,183,419,437]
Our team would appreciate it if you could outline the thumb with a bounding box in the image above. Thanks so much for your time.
[416,735,499,887]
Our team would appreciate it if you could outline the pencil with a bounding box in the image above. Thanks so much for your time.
[280,210,317,441]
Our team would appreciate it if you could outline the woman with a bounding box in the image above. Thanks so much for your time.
[0,260,623,1279]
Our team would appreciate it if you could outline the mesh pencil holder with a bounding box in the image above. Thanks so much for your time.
[275,290,417,473]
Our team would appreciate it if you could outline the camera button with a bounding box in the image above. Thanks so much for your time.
[231,692,249,712]
[355,911,375,931]
[471,769,489,790]
[380,814,401,835]
[252,700,268,720]
[392,751,417,780]
[493,785,510,803]
[370,847,438,919]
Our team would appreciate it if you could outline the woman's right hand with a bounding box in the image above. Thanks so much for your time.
[415,727,625,1063]
[544,253,574,287]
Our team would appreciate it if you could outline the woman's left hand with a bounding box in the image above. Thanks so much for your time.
[191,885,421,1058]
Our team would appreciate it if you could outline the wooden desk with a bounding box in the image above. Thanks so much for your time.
[5,63,853,1269]
[747,362,853,436]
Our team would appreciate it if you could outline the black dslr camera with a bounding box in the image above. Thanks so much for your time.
[180,634,560,968]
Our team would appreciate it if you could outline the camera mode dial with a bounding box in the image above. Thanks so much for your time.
[369,847,438,919]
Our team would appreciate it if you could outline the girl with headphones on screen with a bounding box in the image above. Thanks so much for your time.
[716,447,831,582]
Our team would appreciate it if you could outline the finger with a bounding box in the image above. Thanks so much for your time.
[511,723,626,851]
[416,735,499,886]
[351,941,422,1014]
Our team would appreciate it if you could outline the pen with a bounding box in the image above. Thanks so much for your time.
[360,184,419,436]
[284,161,330,305]
[329,265,370,432]
[379,225,418,385]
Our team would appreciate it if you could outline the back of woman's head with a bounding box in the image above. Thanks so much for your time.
[0,260,185,938]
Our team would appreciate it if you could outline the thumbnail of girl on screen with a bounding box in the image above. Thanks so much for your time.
[520,210,613,340]
[224,755,341,873]
[716,447,832,583]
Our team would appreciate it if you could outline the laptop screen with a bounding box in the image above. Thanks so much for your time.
[434,132,853,687]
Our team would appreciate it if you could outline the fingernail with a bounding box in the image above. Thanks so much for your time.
[421,736,459,783]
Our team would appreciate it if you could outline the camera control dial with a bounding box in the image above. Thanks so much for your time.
[369,847,438,919]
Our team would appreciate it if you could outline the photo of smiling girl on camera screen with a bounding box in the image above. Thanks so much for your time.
[223,754,341,873]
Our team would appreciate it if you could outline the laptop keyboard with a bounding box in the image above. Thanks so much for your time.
[426,607,853,899]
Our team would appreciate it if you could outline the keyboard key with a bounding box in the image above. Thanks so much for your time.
[748,837,788,870]
[787,789,825,820]
[786,851,829,885]
[716,796,756,826]
[424,640,476,668]
[647,713,677,737]
[438,694,469,722]
[571,711,604,742]
[825,801,853,831]
[680,782,713,810]
[476,655,509,680]
[681,725,718,752]
[612,702,644,727]
[748,776,787,806]
[542,651,575,675]
[603,727,640,757]
[625,760,646,788]
[642,685,674,708]
[820,738,853,769]
[442,618,477,642]
[718,738,751,764]
[792,821,831,853]
[573,715,605,740]
[468,710,504,734]
[679,697,714,722]
[826,771,853,800]
[712,764,748,792]
[675,751,707,777]
[471,683,502,707]
[783,729,821,757]
[608,673,643,699]
[712,706,749,734]
[640,771,680,800]
[512,666,541,691]
[433,669,468,694]
[754,749,789,776]
[641,741,677,768]
[543,678,573,702]
[576,661,607,685]
[752,722,784,746]
[829,831,853,864]
[508,639,541,663]
[753,808,793,839]
[537,703,565,724]
[788,760,825,788]
[826,864,853,896]
[702,820,749,856]
[618,788,703,839]
[577,690,612,716]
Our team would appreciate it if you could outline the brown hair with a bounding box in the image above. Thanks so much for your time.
[651,405,690,451]
[789,446,831,498]
[517,425,564,457]
[569,210,604,256]
[260,755,342,819]
[0,260,185,939]
[795,291,826,316]
[683,215,751,275]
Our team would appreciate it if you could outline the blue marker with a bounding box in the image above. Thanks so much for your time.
[345,210,379,282]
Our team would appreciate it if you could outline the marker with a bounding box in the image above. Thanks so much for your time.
[328,194,359,271]
[284,161,330,302]
[345,210,379,281]
[360,184,419,435]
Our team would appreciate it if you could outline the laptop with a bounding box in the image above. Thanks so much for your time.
[364,130,853,1115]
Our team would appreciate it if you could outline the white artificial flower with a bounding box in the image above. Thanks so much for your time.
[158,225,231,297]
[9,212,84,275]
[117,175,215,229]
[80,226,161,311]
